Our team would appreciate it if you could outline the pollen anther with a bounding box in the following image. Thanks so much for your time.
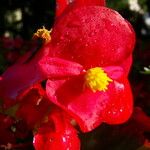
[85,67,113,92]
[33,26,52,43]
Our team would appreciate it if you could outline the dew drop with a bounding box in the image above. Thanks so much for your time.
[85,43,88,47]
[62,137,67,143]
[108,111,111,114]
[67,0,74,4]
[60,36,64,40]
[112,111,117,115]
[82,19,86,23]
[94,39,97,43]
[120,109,123,112]
[79,38,83,42]
[56,42,60,46]
[49,137,54,142]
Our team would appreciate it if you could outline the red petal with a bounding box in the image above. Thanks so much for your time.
[101,79,133,124]
[56,0,68,17]
[51,6,135,69]
[121,55,133,76]
[38,56,83,79]
[0,45,82,107]
[0,43,48,106]
[33,107,80,150]
[46,67,133,132]
[0,62,44,106]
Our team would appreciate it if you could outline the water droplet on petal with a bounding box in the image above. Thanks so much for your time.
[49,137,54,142]
[108,111,111,114]
[60,36,64,40]
[67,0,74,4]
[62,137,67,143]
[120,109,123,112]
[85,43,88,47]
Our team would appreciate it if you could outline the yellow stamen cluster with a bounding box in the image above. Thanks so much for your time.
[33,26,52,43]
[85,67,113,92]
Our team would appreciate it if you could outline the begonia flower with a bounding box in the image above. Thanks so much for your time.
[45,65,133,132]
[0,0,135,140]
[33,107,80,150]
[35,1,135,132]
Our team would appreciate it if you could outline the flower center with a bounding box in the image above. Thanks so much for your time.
[33,26,52,43]
[85,67,113,92]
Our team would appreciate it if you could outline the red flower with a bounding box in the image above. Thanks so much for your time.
[33,107,80,150]
[41,5,135,132]
[16,84,51,129]
[45,65,133,132]
[0,114,16,145]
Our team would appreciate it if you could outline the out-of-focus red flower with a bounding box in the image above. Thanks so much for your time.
[0,43,83,107]
[16,84,51,129]
[0,36,23,49]
[132,107,150,132]
[0,37,15,49]
[5,50,20,63]
[13,37,24,49]
[33,107,80,150]
[0,114,30,145]
[0,114,15,145]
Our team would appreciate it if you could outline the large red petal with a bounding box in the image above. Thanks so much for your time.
[46,67,133,132]
[51,6,135,69]
[38,56,83,79]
